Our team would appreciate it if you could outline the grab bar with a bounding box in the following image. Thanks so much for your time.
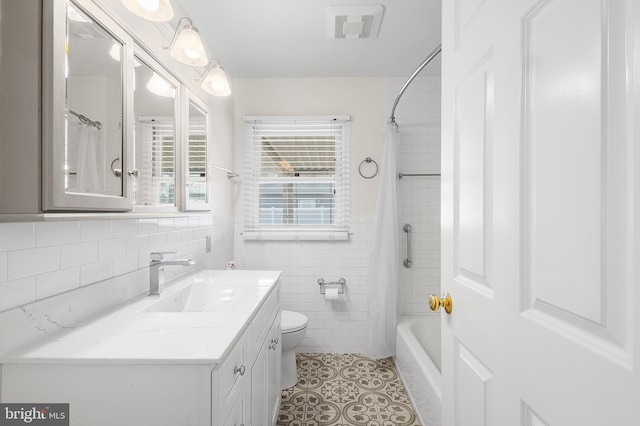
[403,224,413,268]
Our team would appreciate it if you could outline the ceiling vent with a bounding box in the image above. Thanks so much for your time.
[326,5,385,39]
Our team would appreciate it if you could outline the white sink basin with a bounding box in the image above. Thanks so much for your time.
[0,269,281,364]
[143,283,237,312]
[142,272,275,313]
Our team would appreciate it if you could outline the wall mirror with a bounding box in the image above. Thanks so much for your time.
[132,51,179,210]
[185,96,209,210]
[42,0,211,213]
[65,1,123,197]
[43,0,134,211]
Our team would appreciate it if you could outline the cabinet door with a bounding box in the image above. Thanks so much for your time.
[250,336,268,425]
[215,331,248,424]
[131,48,180,212]
[42,0,134,211]
[251,309,281,426]
[266,310,282,425]
[182,92,211,211]
[223,380,249,426]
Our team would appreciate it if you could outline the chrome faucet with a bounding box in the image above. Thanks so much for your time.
[149,251,195,295]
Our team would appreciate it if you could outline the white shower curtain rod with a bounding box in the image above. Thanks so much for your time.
[388,44,442,127]
[68,109,102,129]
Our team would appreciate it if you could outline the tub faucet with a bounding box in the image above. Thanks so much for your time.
[149,251,195,295]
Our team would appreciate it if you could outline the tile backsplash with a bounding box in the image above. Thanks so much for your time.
[0,215,233,313]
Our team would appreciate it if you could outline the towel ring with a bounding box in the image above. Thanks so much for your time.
[359,157,378,179]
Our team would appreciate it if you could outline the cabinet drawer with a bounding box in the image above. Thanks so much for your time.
[215,332,248,422]
[248,283,280,361]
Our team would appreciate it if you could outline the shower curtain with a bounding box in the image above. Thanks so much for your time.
[364,123,400,359]
[76,124,104,193]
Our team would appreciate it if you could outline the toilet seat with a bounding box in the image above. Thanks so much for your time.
[281,310,308,334]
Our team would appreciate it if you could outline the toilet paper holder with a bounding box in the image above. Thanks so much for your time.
[318,278,346,294]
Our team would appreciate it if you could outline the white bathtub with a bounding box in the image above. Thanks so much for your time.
[395,314,442,426]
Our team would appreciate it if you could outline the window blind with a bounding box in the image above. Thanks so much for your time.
[244,116,351,240]
[135,118,175,206]
[187,117,207,205]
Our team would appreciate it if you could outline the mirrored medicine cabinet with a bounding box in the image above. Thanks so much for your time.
[41,0,210,213]
[185,95,210,211]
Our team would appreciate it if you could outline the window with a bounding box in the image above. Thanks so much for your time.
[244,116,351,240]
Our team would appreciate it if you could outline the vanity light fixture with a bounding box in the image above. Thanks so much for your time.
[146,73,176,98]
[165,17,208,67]
[198,59,231,97]
[121,0,174,22]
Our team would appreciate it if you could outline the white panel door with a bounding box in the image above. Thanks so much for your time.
[441,0,640,424]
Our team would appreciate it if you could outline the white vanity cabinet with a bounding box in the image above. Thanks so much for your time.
[216,285,282,426]
[0,271,282,426]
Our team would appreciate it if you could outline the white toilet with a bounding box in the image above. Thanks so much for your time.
[280,310,309,389]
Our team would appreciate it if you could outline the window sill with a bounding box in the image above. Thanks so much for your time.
[242,229,351,241]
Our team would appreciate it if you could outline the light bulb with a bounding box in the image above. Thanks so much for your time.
[201,65,231,97]
[146,73,175,98]
[138,0,160,12]
[121,0,173,22]
[184,49,200,60]
[210,81,225,92]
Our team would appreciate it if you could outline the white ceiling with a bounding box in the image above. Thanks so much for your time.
[175,0,442,78]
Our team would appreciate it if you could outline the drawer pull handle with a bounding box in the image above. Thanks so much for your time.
[233,365,246,376]
[268,338,279,350]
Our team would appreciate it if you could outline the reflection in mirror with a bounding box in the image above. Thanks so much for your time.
[133,56,177,207]
[187,102,208,207]
[65,0,123,196]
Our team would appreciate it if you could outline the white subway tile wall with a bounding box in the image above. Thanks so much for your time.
[388,75,442,315]
[0,215,233,314]
[234,215,373,354]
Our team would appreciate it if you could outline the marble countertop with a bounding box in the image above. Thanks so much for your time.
[0,270,281,365]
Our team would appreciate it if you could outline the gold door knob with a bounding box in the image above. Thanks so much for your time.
[429,292,452,314]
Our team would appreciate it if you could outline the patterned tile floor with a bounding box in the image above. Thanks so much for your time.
[277,353,421,426]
